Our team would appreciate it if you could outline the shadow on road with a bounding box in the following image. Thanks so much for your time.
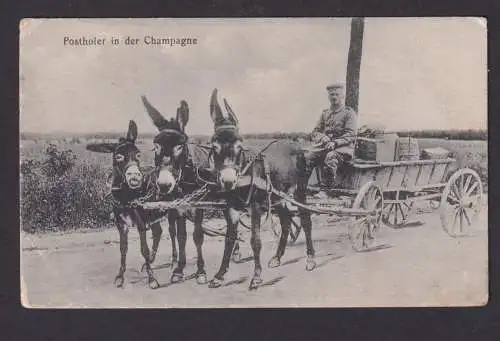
[234,256,254,264]
[128,271,202,289]
[358,243,393,253]
[155,281,174,289]
[224,276,249,287]
[399,221,425,229]
[316,255,344,269]
[260,276,286,288]
[290,238,338,248]
[129,278,145,285]
[152,262,175,270]
[281,256,304,266]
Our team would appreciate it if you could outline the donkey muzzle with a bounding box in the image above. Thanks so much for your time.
[157,168,176,194]
[219,167,238,191]
[125,165,143,189]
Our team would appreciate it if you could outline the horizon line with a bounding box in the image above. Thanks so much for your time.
[20,128,488,135]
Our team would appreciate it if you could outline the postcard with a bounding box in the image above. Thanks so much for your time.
[20,17,488,308]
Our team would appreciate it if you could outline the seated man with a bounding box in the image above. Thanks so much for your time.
[299,83,358,191]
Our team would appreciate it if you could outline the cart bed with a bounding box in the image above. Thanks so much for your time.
[333,158,456,192]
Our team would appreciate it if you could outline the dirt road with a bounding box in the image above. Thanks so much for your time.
[21,204,488,308]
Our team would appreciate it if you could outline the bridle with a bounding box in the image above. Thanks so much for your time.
[206,140,246,191]
[155,141,200,195]
[110,141,142,192]
[105,141,157,208]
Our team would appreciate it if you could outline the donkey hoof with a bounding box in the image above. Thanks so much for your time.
[114,276,125,288]
[231,251,242,263]
[208,278,224,288]
[306,258,316,271]
[148,278,160,289]
[170,272,184,284]
[196,273,208,285]
[268,257,281,268]
[249,277,263,291]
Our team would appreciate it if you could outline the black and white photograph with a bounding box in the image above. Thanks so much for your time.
[20,17,488,308]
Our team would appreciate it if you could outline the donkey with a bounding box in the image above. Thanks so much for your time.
[251,141,317,271]
[206,89,317,290]
[140,95,211,284]
[86,120,162,289]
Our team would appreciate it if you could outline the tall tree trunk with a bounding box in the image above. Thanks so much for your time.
[346,18,365,113]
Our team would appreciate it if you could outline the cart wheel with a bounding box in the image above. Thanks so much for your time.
[349,182,384,251]
[382,201,414,228]
[440,168,484,237]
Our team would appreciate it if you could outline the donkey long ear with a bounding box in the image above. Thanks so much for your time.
[126,120,138,142]
[141,95,168,130]
[86,142,118,153]
[210,88,223,124]
[223,98,239,126]
[176,100,189,132]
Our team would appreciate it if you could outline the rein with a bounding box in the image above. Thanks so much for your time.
[239,139,279,176]
[196,166,219,187]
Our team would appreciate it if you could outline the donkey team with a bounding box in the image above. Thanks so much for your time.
[87,85,355,290]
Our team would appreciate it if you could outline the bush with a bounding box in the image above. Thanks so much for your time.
[456,151,488,192]
[20,143,225,233]
[20,145,113,233]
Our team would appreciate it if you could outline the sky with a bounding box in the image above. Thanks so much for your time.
[19,18,487,135]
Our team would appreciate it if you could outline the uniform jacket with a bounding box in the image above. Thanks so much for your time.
[311,105,358,156]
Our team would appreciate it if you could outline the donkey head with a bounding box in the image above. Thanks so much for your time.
[141,95,190,195]
[209,88,244,191]
[86,120,143,190]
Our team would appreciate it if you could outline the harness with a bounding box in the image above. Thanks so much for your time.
[144,142,213,206]
[105,169,158,210]
[105,140,159,210]
[106,138,279,232]
[190,139,278,193]
[187,140,278,230]
[232,140,278,230]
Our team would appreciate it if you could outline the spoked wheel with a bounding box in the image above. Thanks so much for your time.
[348,182,384,251]
[440,168,484,237]
[382,200,414,229]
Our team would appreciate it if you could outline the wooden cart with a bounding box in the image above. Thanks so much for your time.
[138,154,484,253]
[311,156,484,240]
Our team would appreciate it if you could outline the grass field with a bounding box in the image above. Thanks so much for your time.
[20,136,487,234]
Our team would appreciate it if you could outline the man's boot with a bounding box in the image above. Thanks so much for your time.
[320,166,335,191]
[312,167,332,199]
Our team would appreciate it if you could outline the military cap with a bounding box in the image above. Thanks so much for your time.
[326,83,345,91]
